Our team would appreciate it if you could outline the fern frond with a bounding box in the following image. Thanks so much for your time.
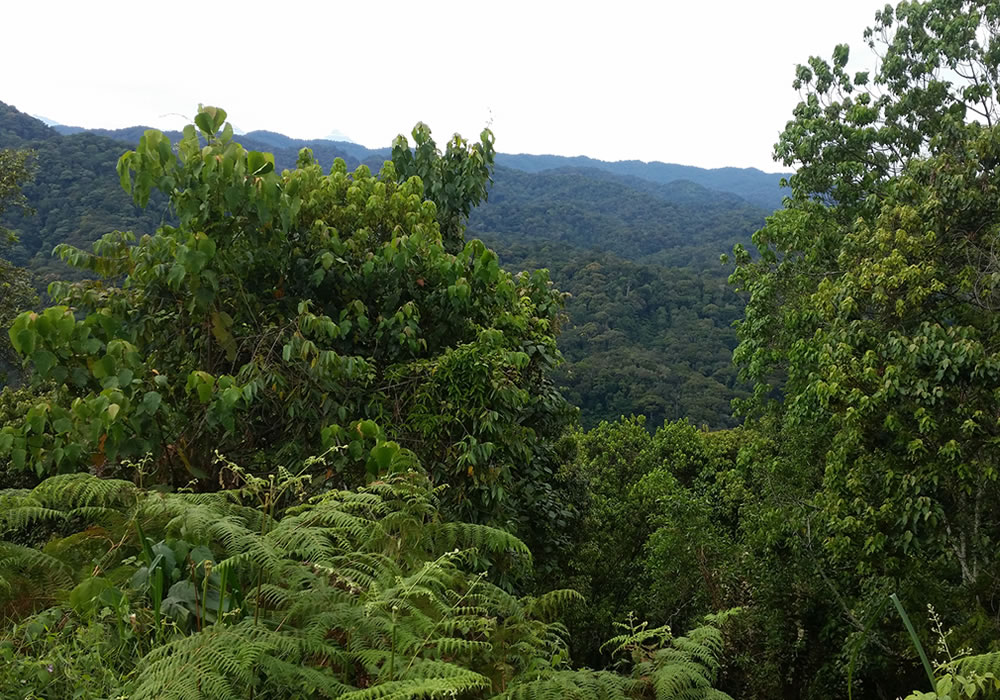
[33,473,137,509]
[525,589,585,621]
[336,671,491,700]
[496,669,633,700]
[427,521,532,560]
[0,542,75,601]
[953,650,1000,677]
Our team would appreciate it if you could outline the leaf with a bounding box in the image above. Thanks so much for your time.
[197,381,214,404]
[371,442,399,471]
[189,545,214,566]
[31,350,57,376]
[165,579,198,605]
[194,111,215,137]
[15,329,36,355]
[211,310,238,362]
[142,391,162,415]
[248,151,275,176]
[69,577,114,617]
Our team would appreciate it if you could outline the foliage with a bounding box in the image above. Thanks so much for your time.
[0,467,732,700]
[392,123,496,253]
[0,105,769,430]
[0,147,38,385]
[900,606,1000,699]
[729,0,1000,695]
[0,108,574,542]
[0,146,35,230]
[489,239,747,429]
[0,103,164,287]
[556,417,756,689]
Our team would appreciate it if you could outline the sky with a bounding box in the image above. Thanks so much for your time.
[5,0,889,172]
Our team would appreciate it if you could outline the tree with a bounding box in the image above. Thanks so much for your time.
[731,0,1000,692]
[0,107,574,538]
[0,148,35,228]
[0,148,37,385]
[391,122,495,253]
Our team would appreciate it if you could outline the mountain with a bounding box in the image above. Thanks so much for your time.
[47,117,788,211]
[486,237,747,429]
[468,166,766,268]
[1,101,767,427]
[51,124,391,173]
[0,102,163,285]
[496,153,787,210]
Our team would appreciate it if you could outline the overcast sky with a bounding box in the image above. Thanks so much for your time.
[6,0,888,172]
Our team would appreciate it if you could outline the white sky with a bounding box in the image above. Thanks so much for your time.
[5,0,887,172]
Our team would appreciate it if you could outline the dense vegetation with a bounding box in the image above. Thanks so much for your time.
[0,106,735,700]
[468,166,766,268]
[0,146,37,384]
[485,240,745,429]
[6,2,1000,698]
[0,101,766,429]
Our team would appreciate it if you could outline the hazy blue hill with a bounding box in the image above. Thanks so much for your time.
[238,131,391,165]
[495,153,787,210]
[53,124,391,174]
[542,167,753,207]
[235,129,298,148]
[45,112,787,209]
[54,124,184,143]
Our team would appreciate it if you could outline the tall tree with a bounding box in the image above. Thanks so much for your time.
[731,0,1000,693]
[0,108,574,539]
[391,122,496,254]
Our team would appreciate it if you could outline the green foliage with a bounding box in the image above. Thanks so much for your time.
[0,146,35,230]
[0,147,38,385]
[728,0,1000,695]
[1,104,768,431]
[0,108,573,539]
[0,467,732,700]
[392,123,496,253]
[558,417,751,680]
[489,240,748,429]
[0,103,164,287]
[900,606,1000,699]
[467,166,764,429]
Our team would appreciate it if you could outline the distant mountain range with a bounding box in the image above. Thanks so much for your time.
[43,118,788,211]
[0,99,779,428]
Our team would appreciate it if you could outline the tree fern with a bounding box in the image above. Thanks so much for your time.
[0,469,736,699]
[953,652,1000,679]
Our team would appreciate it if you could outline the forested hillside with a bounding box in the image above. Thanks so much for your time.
[0,102,766,428]
[468,166,766,267]
[0,103,163,283]
[485,239,745,428]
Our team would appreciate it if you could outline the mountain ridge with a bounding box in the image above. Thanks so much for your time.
[35,111,787,209]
